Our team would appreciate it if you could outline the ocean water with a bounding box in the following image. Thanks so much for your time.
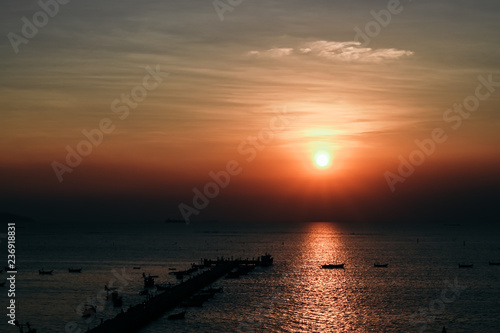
[5,221,500,332]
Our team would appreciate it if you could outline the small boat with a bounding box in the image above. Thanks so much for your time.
[113,296,123,307]
[180,298,204,307]
[81,305,96,318]
[168,311,186,320]
[489,261,500,266]
[143,273,155,287]
[203,287,223,293]
[104,284,117,291]
[39,269,53,275]
[374,263,388,268]
[225,271,241,279]
[260,253,274,267]
[458,264,473,268]
[168,268,176,271]
[321,263,345,269]
[68,268,82,273]
[133,267,141,270]
[155,284,172,291]
[14,321,37,333]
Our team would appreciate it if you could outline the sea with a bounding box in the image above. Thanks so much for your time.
[4,221,500,333]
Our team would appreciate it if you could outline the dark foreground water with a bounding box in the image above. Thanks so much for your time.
[3,221,500,332]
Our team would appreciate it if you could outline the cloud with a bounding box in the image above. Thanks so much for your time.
[248,48,294,58]
[248,41,413,63]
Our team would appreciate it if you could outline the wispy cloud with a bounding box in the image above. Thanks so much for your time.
[248,40,413,63]
[248,48,294,58]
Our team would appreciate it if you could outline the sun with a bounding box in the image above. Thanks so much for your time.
[314,151,331,168]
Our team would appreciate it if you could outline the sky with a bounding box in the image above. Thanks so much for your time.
[1,0,499,224]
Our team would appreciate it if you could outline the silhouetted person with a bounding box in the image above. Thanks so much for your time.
[442,326,447,333]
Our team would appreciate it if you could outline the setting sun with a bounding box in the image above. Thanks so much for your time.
[314,151,331,168]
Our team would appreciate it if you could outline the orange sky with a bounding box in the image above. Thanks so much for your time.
[1,0,499,223]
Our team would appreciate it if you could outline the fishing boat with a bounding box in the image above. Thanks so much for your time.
[143,273,155,287]
[374,263,388,268]
[113,295,123,307]
[260,253,274,267]
[168,311,186,320]
[155,284,172,291]
[321,263,345,269]
[225,271,241,279]
[39,269,53,275]
[458,263,473,268]
[14,321,37,333]
[180,298,204,307]
[81,305,96,318]
[489,261,500,266]
[203,286,223,293]
[68,268,82,273]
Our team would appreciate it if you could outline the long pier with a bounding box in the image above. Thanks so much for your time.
[86,254,273,333]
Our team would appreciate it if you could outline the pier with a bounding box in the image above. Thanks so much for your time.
[86,254,273,333]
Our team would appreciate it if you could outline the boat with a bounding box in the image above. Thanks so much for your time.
[104,284,117,291]
[165,218,185,223]
[14,321,37,333]
[321,263,345,269]
[458,264,473,268]
[374,263,388,268]
[191,293,213,303]
[68,268,82,273]
[260,253,274,267]
[489,261,500,266]
[81,305,96,318]
[180,298,204,307]
[113,295,123,307]
[321,264,345,269]
[155,284,172,291]
[225,271,241,279]
[133,267,141,270]
[39,269,53,275]
[168,311,186,320]
[203,287,223,293]
[168,267,176,271]
[143,273,155,287]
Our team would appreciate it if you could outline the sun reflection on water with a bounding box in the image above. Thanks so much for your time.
[271,222,361,332]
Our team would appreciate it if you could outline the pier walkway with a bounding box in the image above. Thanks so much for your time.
[86,254,272,333]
